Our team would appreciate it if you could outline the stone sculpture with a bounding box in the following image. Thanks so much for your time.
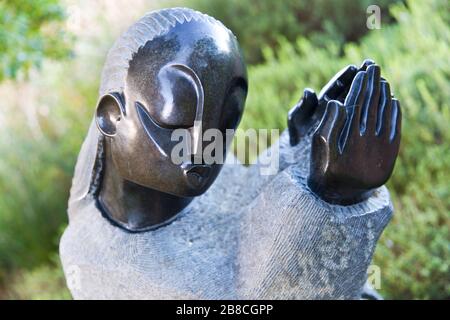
[60,7,401,299]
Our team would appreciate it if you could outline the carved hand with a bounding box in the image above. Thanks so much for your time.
[307,64,401,205]
[288,59,376,145]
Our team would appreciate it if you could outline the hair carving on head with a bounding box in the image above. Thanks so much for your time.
[99,7,232,96]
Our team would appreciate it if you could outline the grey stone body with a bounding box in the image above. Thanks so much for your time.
[60,124,392,299]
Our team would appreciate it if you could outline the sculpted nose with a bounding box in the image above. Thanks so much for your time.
[190,121,203,157]
[184,164,211,189]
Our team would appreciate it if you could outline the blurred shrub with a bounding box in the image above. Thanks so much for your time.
[182,0,398,64]
[0,57,99,277]
[5,253,70,300]
[241,0,449,299]
[0,0,72,81]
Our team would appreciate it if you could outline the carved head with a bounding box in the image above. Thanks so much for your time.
[95,8,247,197]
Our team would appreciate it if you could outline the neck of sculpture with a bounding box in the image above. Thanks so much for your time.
[97,141,193,232]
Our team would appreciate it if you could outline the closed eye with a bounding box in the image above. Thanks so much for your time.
[135,101,176,157]
[152,63,204,129]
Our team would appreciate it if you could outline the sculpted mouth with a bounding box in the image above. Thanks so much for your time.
[184,165,211,189]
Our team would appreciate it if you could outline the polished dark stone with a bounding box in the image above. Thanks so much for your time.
[288,59,401,205]
[95,13,247,231]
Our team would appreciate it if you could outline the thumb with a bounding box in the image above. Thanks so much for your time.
[288,88,318,145]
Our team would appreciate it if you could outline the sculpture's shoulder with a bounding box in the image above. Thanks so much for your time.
[60,162,247,299]
[237,165,393,299]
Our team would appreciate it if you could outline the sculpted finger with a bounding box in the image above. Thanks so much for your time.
[380,91,393,139]
[315,100,346,152]
[338,104,362,153]
[288,88,318,145]
[309,100,346,194]
[344,70,367,108]
[376,80,391,136]
[360,64,381,135]
[318,64,358,104]
[390,98,402,144]
[338,71,367,152]
[359,58,375,71]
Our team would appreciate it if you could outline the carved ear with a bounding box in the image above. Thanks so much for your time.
[95,93,123,137]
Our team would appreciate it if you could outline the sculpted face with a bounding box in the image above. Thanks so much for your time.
[95,20,247,197]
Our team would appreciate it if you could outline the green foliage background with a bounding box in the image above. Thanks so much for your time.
[0,0,71,81]
[185,0,398,64]
[0,0,448,299]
